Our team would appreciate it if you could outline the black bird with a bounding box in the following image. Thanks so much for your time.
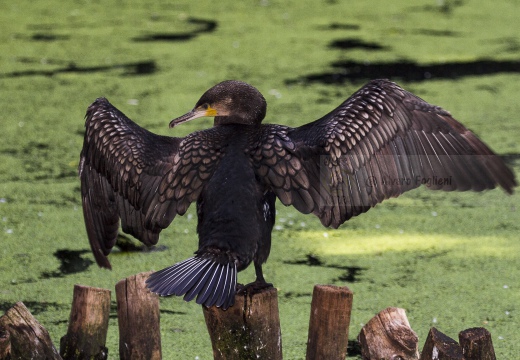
[79,79,516,309]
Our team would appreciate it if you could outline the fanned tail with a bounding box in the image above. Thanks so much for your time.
[146,257,237,310]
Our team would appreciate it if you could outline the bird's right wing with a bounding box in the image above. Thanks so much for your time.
[79,98,224,268]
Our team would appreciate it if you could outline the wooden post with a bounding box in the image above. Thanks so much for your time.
[458,327,496,360]
[306,285,353,360]
[419,327,463,360]
[203,286,282,360]
[116,272,161,360]
[0,326,10,360]
[0,302,62,359]
[358,307,419,360]
[59,285,111,360]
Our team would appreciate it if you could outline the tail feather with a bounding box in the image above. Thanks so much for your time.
[146,257,237,309]
[223,267,237,309]
[206,265,226,307]
[147,257,202,295]
[214,265,230,308]
[175,259,214,296]
[196,263,221,306]
[183,263,219,302]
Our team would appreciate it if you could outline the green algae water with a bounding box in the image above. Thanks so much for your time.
[1,0,519,358]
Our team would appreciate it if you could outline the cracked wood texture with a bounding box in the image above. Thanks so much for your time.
[60,285,111,360]
[0,326,11,360]
[202,286,282,360]
[116,272,161,360]
[306,285,353,360]
[419,327,463,360]
[459,327,496,360]
[0,302,62,360]
[358,307,419,360]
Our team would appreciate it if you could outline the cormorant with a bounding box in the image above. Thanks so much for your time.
[79,79,516,310]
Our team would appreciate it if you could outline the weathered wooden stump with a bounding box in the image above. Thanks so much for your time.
[306,285,353,360]
[0,302,62,359]
[358,307,419,360]
[459,327,496,360]
[203,286,282,360]
[0,326,11,360]
[59,285,111,360]
[116,272,161,360]
[419,327,463,360]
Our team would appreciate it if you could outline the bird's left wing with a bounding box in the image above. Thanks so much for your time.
[79,98,224,268]
[247,80,516,228]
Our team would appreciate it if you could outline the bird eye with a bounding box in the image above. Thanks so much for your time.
[202,103,210,110]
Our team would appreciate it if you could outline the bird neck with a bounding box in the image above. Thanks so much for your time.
[214,116,260,126]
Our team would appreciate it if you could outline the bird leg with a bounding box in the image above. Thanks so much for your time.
[236,263,273,294]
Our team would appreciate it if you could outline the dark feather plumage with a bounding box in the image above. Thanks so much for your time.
[79,79,516,309]
[146,257,237,309]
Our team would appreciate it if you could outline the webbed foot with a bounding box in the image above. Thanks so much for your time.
[236,279,273,295]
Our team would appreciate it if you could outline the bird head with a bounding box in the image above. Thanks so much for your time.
[169,80,267,128]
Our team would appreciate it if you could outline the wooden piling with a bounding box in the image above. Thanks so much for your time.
[358,307,419,360]
[0,302,62,359]
[203,286,282,360]
[306,285,353,360]
[59,285,111,360]
[0,326,11,360]
[459,327,496,360]
[419,327,463,360]
[116,272,161,360]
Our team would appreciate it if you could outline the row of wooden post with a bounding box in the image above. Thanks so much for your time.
[0,271,498,359]
[0,272,161,360]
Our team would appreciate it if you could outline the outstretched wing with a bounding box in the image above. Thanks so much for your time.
[247,79,516,228]
[79,98,224,268]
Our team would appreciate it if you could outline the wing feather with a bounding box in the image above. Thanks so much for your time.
[247,80,515,228]
[79,98,225,268]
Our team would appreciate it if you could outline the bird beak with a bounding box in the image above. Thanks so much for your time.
[169,106,218,128]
